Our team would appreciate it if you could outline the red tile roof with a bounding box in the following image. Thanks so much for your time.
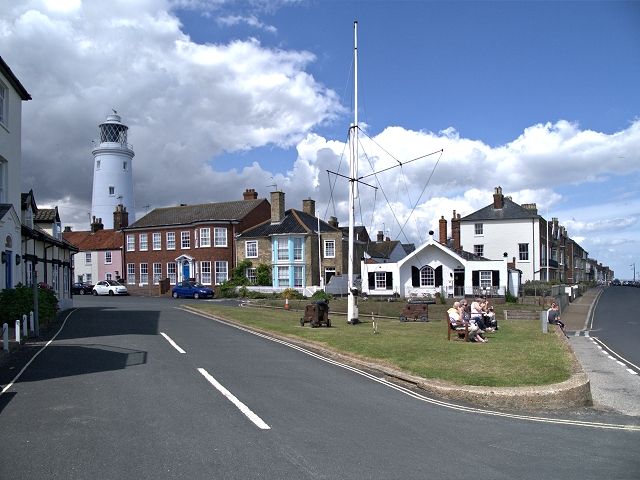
[63,229,123,251]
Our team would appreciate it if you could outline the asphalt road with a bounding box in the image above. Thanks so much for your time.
[590,285,640,368]
[1,296,639,479]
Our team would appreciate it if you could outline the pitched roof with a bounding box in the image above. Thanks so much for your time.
[366,240,402,259]
[238,209,341,237]
[63,229,123,251]
[0,56,31,101]
[125,199,267,229]
[461,197,540,222]
[34,208,59,223]
[0,204,12,219]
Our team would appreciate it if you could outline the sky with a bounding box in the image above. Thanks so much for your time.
[2,0,639,280]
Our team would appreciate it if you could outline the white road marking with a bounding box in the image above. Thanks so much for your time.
[1,309,76,396]
[160,332,186,354]
[628,369,638,375]
[197,368,270,430]
[182,307,640,432]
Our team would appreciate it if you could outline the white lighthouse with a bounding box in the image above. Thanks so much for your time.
[90,113,135,229]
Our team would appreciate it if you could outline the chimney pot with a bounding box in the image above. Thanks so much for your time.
[243,188,258,200]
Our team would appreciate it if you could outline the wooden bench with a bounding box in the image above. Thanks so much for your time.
[446,312,469,341]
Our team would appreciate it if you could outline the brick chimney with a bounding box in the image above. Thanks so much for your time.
[91,216,104,233]
[303,198,315,217]
[439,215,447,244]
[493,186,504,209]
[377,231,384,242]
[521,203,538,215]
[64,226,72,232]
[243,188,258,200]
[113,204,129,230]
[451,210,461,250]
[270,191,285,224]
[328,216,338,228]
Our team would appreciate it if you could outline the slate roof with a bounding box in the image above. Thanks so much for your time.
[63,230,123,251]
[366,240,402,259]
[461,197,539,222]
[125,199,267,229]
[238,209,341,237]
[0,56,32,100]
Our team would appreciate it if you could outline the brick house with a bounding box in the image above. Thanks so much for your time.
[121,189,270,294]
[236,191,364,289]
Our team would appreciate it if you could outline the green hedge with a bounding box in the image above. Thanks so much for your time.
[0,285,59,325]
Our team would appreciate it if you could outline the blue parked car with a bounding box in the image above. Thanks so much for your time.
[171,281,214,299]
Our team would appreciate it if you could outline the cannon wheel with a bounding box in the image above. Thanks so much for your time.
[419,315,428,322]
[327,318,331,327]
[399,315,407,322]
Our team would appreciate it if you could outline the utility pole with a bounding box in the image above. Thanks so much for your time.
[632,263,636,282]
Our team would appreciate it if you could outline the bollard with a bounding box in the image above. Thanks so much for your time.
[29,311,35,334]
[540,311,548,333]
[2,323,8,352]
[22,314,27,338]
[15,319,21,343]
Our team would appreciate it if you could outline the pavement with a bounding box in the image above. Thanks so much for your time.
[562,288,640,417]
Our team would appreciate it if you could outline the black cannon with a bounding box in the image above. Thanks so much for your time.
[300,300,331,328]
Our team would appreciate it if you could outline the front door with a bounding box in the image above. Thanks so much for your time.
[4,251,12,288]
[454,269,464,297]
[182,260,190,282]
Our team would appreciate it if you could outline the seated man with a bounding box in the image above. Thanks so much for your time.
[547,302,567,336]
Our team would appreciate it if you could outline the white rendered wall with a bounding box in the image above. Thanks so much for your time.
[460,218,541,282]
[0,70,23,216]
[91,144,135,229]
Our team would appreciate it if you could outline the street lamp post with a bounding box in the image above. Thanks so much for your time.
[631,263,636,282]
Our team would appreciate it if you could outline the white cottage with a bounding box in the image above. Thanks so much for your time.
[361,233,510,299]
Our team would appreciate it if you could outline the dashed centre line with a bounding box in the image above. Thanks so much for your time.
[160,332,186,354]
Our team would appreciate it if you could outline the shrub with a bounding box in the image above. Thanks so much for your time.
[281,288,304,300]
[310,290,333,302]
[0,285,58,325]
[256,264,272,286]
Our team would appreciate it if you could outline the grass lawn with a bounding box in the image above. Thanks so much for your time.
[188,302,573,388]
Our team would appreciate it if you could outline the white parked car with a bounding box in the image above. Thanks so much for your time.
[92,280,129,296]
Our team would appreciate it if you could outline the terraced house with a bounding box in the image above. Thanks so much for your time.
[121,189,270,294]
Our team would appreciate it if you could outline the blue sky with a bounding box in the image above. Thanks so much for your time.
[2,0,639,279]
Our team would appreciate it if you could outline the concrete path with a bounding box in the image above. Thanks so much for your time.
[563,288,640,417]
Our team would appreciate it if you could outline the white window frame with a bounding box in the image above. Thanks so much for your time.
[480,271,492,289]
[519,243,529,261]
[474,223,484,235]
[167,262,177,285]
[245,240,258,258]
[245,267,257,284]
[106,273,112,281]
[200,228,211,248]
[105,251,112,264]
[214,227,227,247]
[201,261,212,285]
[324,240,335,258]
[420,266,435,287]
[85,252,92,265]
[152,232,161,250]
[139,233,148,251]
[140,263,149,285]
[127,263,135,285]
[474,244,484,257]
[166,232,176,250]
[293,237,304,261]
[108,186,115,196]
[375,271,387,290]
[215,261,228,285]
[153,263,162,285]
[277,266,289,287]
[127,234,135,252]
[277,239,289,261]
[293,266,304,288]
[181,231,190,249]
